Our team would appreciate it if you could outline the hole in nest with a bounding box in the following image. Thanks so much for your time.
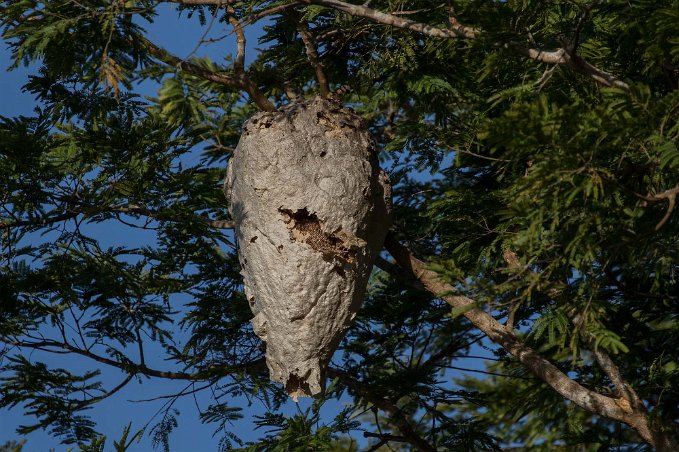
[285,374,312,402]
[333,265,346,278]
[279,208,357,265]
[319,151,327,157]
[250,236,258,243]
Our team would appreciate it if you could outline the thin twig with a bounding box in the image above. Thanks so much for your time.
[288,9,331,97]
[302,0,477,39]
[1,337,263,381]
[327,368,437,452]
[226,5,246,75]
[129,382,213,403]
[241,2,301,26]
[363,432,409,451]
[441,365,536,380]
[140,34,276,111]
[75,373,135,409]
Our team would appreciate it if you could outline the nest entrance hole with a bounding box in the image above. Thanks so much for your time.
[285,374,312,402]
[279,208,357,266]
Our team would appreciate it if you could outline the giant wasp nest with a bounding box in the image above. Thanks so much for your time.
[225,97,392,399]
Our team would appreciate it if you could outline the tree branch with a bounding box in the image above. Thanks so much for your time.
[227,5,278,112]
[139,35,276,111]
[327,368,436,452]
[242,3,302,25]
[226,5,245,75]
[363,431,409,451]
[0,210,79,230]
[112,203,235,229]
[2,337,262,381]
[74,373,135,410]
[303,0,628,88]
[163,0,235,5]
[382,234,675,450]
[288,9,331,97]
[636,185,679,231]
[1,204,234,231]
[164,0,301,26]
[141,35,240,87]
[302,0,476,39]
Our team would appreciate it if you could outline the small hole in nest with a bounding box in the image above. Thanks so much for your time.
[319,151,327,157]
[286,374,312,402]
[250,236,258,243]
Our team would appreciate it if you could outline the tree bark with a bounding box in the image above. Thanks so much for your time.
[384,235,678,451]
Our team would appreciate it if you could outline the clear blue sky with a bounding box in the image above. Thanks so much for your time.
[0,5,486,450]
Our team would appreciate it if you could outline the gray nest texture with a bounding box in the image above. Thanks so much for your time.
[225,97,392,399]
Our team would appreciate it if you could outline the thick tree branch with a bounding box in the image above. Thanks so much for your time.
[382,235,676,450]
[501,251,648,414]
[574,314,677,450]
[303,0,628,89]
[302,0,476,39]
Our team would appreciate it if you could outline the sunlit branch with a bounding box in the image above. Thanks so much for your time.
[382,234,673,450]
[303,0,628,89]
[303,0,476,39]
[635,184,679,231]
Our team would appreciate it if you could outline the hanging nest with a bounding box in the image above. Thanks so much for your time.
[224,97,392,399]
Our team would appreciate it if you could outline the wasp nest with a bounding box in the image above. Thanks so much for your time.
[224,97,391,399]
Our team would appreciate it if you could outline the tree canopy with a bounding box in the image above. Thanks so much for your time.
[1,0,679,450]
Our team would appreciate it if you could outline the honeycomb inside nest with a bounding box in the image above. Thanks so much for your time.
[279,208,357,265]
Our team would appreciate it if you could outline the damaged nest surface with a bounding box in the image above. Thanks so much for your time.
[225,97,391,399]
